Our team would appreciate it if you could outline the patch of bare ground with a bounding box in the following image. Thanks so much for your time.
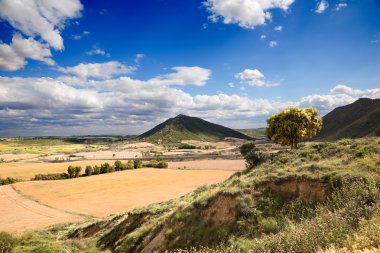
[0,185,83,232]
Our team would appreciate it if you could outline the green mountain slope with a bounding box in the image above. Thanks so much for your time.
[236,128,267,138]
[138,114,252,144]
[315,98,380,141]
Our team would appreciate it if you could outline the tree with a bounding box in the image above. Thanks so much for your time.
[239,142,264,169]
[74,166,82,177]
[266,107,322,149]
[93,165,100,175]
[133,159,142,169]
[100,163,111,174]
[67,166,75,178]
[85,165,93,176]
[114,160,123,171]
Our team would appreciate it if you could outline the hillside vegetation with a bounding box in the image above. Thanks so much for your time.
[235,128,266,138]
[138,115,252,144]
[315,98,380,141]
[3,138,379,253]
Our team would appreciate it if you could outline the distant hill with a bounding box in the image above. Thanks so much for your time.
[236,128,267,138]
[139,114,252,144]
[315,98,380,141]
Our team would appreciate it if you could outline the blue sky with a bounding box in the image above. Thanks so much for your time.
[0,0,379,136]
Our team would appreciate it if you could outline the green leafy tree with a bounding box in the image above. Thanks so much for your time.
[266,107,323,149]
[93,165,100,175]
[85,165,93,176]
[114,160,123,171]
[74,166,82,177]
[67,166,75,178]
[133,159,142,169]
[100,163,111,174]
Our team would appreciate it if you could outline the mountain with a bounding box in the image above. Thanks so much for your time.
[315,98,380,141]
[138,114,252,144]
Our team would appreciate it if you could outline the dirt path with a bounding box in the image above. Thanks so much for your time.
[0,185,83,232]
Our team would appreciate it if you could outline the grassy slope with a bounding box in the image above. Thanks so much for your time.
[139,115,252,144]
[235,128,267,138]
[2,138,380,253]
[315,98,380,141]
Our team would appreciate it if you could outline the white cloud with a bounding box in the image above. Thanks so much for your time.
[227,82,235,88]
[85,48,110,57]
[269,41,278,47]
[235,68,279,87]
[335,3,347,11]
[151,66,212,86]
[58,61,135,80]
[274,25,283,31]
[0,33,54,71]
[0,0,83,50]
[315,0,329,14]
[134,54,145,63]
[73,31,90,40]
[260,35,267,40]
[300,84,380,114]
[204,0,295,29]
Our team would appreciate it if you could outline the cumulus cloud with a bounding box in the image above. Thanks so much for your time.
[85,48,110,57]
[299,84,380,114]
[73,31,90,40]
[151,66,212,86]
[0,0,83,50]
[235,68,279,87]
[204,0,295,29]
[58,61,136,80]
[274,25,283,31]
[260,35,267,40]
[269,41,278,47]
[315,0,329,13]
[0,33,54,71]
[335,3,347,11]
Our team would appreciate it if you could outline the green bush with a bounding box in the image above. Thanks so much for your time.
[133,159,142,169]
[114,160,123,171]
[33,173,68,181]
[239,142,265,170]
[85,165,93,176]
[93,165,100,175]
[67,166,75,178]
[74,166,82,177]
[0,177,20,185]
[155,161,168,168]
[100,163,111,173]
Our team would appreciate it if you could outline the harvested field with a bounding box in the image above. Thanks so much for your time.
[13,168,235,217]
[168,159,246,171]
[0,185,82,232]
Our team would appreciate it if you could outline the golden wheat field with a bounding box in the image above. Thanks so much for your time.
[0,168,237,232]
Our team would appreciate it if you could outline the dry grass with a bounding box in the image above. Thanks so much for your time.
[13,168,235,217]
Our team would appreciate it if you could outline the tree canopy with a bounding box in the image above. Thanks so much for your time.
[266,107,323,149]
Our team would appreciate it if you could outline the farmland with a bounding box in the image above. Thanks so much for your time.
[0,138,245,232]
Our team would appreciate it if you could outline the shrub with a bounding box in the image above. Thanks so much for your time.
[155,161,168,168]
[178,144,198,149]
[239,142,265,170]
[0,177,19,185]
[31,243,65,253]
[100,163,111,174]
[67,166,75,178]
[33,173,68,181]
[0,232,17,253]
[85,165,93,176]
[93,165,100,175]
[114,160,123,171]
[74,166,82,177]
[133,159,142,169]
